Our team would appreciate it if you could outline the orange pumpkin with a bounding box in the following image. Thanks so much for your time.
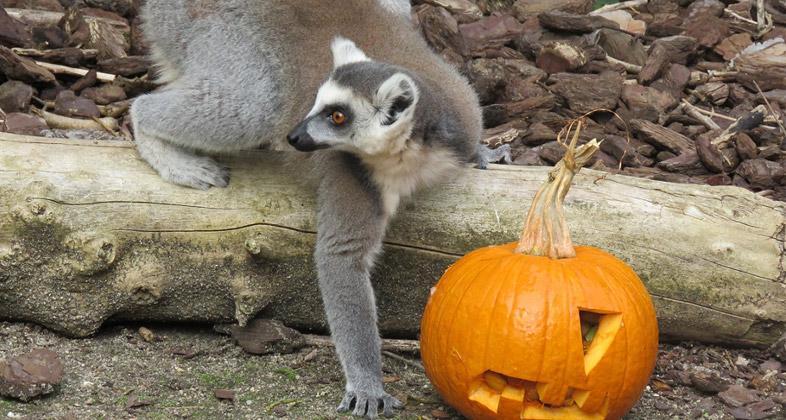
[420,121,658,420]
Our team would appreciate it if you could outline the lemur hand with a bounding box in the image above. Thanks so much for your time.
[337,382,404,418]
[475,143,512,169]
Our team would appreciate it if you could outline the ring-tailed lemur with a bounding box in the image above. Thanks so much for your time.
[130,1,495,418]
[286,37,481,418]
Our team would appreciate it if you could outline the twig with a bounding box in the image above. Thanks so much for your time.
[711,105,768,147]
[752,80,786,139]
[755,0,774,38]
[685,104,737,122]
[382,351,424,371]
[590,0,648,15]
[680,100,721,130]
[724,9,758,25]
[33,108,119,132]
[32,61,116,83]
[606,56,642,74]
[303,334,420,354]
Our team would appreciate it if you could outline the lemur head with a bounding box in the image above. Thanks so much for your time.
[287,37,420,156]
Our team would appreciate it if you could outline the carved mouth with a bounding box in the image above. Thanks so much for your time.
[467,310,622,419]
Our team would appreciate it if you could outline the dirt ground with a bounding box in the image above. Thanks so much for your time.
[0,322,783,420]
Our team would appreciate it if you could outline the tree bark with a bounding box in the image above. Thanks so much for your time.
[0,133,784,347]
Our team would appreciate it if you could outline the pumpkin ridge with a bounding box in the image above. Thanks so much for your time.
[596,258,654,418]
[437,257,504,399]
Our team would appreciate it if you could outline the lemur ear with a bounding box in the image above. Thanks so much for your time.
[331,37,370,69]
[374,73,419,126]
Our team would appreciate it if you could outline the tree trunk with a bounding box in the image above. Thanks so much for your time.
[0,133,784,346]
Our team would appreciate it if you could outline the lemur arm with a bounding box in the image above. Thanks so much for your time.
[313,152,403,418]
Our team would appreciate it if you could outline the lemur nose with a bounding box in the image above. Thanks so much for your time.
[287,133,299,146]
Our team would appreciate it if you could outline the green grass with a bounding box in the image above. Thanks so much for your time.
[274,366,298,381]
[0,398,21,411]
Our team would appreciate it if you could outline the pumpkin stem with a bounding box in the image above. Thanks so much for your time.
[514,119,601,258]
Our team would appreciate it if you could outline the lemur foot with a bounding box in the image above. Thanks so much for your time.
[161,155,230,190]
[134,132,231,190]
[337,389,403,418]
[475,143,513,169]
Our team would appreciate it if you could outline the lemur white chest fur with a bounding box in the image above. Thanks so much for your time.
[361,144,459,216]
[287,37,471,217]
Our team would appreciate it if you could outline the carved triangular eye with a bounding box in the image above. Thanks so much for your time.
[579,309,623,376]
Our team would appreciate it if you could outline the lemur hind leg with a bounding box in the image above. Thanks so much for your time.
[130,77,279,189]
[313,152,404,418]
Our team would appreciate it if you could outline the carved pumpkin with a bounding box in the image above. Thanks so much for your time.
[420,121,658,420]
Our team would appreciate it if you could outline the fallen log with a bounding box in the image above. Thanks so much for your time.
[0,133,784,347]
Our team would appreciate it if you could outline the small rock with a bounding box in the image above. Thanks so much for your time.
[0,46,56,84]
[736,159,785,187]
[32,26,68,49]
[70,69,98,93]
[620,83,679,122]
[214,388,235,402]
[2,112,48,136]
[431,409,451,419]
[538,141,567,164]
[750,372,779,393]
[137,326,155,343]
[170,347,200,359]
[98,56,151,77]
[548,71,624,114]
[729,399,779,420]
[459,14,524,55]
[735,133,759,160]
[715,33,754,61]
[417,5,468,58]
[54,90,101,118]
[125,394,153,409]
[0,81,34,113]
[0,349,65,401]
[690,371,729,394]
[17,0,65,12]
[231,319,306,355]
[522,122,556,146]
[513,0,593,19]
[0,8,33,48]
[83,0,136,17]
[513,147,547,166]
[760,359,782,373]
[718,385,760,408]
[80,84,127,105]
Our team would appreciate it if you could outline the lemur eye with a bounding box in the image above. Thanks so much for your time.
[330,111,347,125]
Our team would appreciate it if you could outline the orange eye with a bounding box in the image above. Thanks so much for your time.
[331,111,347,125]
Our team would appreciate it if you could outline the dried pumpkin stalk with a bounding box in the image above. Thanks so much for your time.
[515,119,601,258]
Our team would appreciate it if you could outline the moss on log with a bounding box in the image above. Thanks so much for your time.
[0,133,784,346]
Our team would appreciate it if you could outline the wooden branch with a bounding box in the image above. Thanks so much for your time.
[32,61,117,83]
[606,55,642,74]
[32,108,118,132]
[680,100,723,130]
[0,133,784,347]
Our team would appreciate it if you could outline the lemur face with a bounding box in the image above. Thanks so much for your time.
[287,37,419,156]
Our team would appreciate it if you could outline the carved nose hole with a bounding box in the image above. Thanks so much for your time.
[580,309,623,376]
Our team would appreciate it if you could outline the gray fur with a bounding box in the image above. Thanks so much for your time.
[131,1,481,418]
